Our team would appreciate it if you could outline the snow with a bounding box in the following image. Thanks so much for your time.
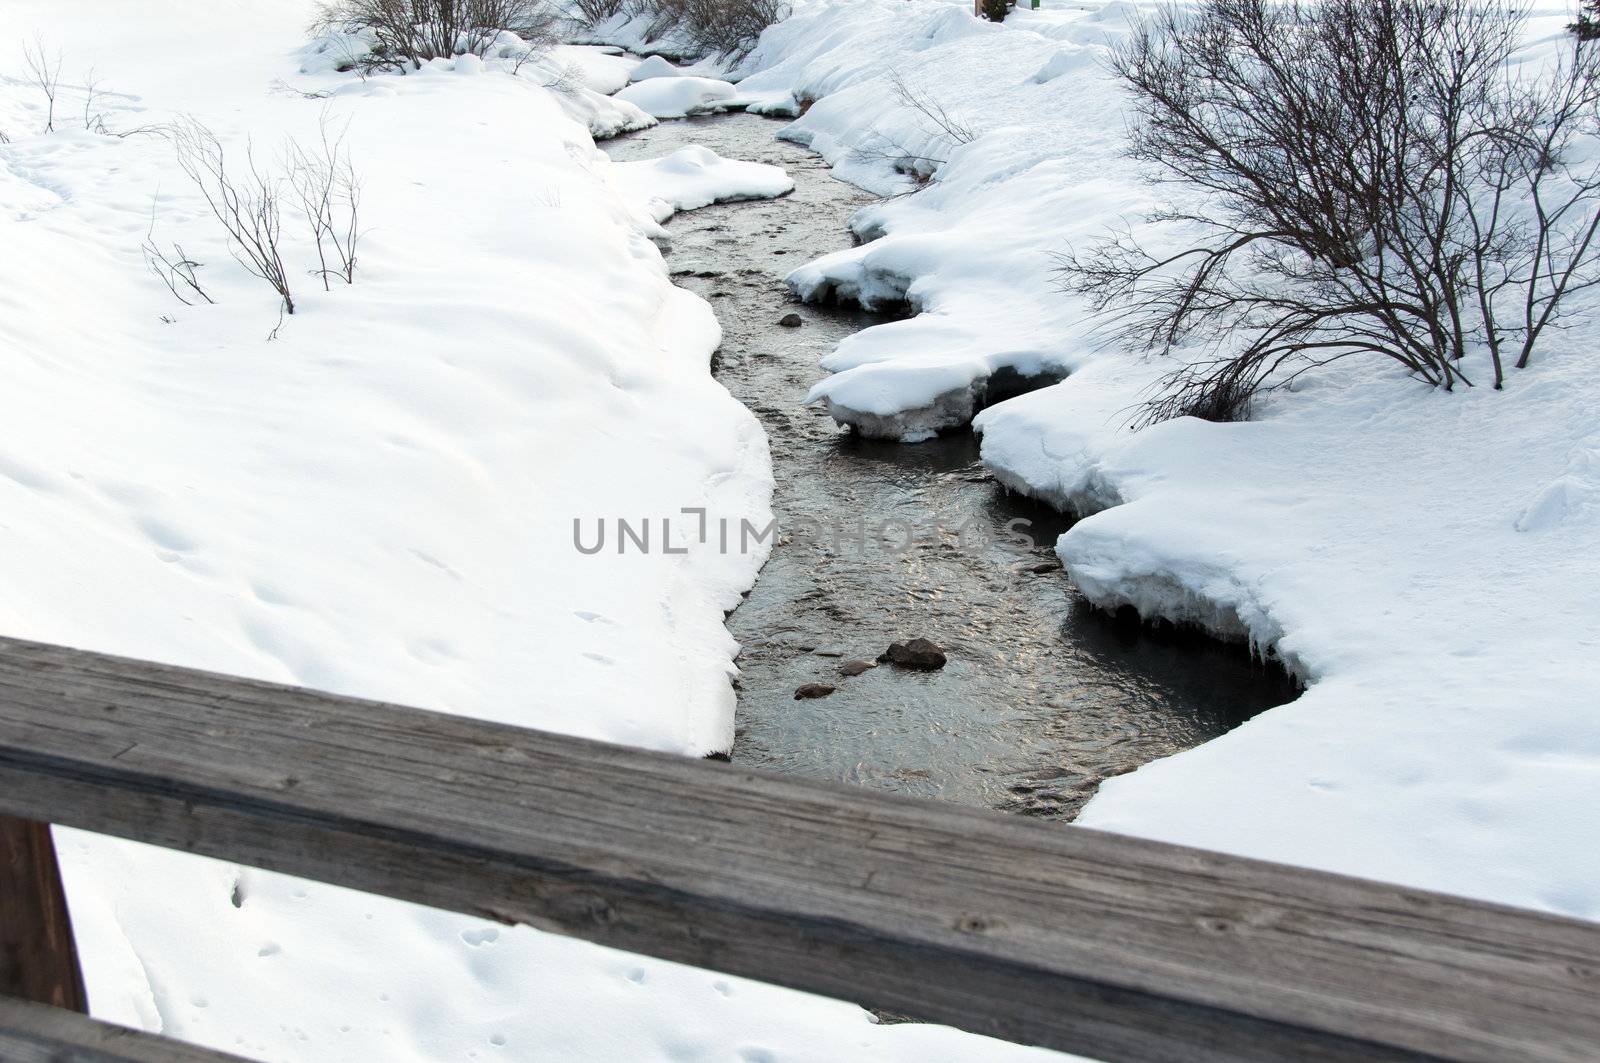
[12,0,1599,1055]
[731,0,1600,921]
[0,2,1059,1060]
[630,53,688,81]
[801,336,1067,442]
[614,73,740,117]
[554,43,641,95]
[295,30,655,137]
[730,2,1104,439]
[611,144,794,223]
[577,10,704,62]
[64,832,1066,1063]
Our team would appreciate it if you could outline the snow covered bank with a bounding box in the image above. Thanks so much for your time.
[735,2,1108,441]
[797,316,1069,441]
[733,0,1600,920]
[554,43,641,96]
[0,2,1057,1059]
[615,73,741,117]
[611,144,794,223]
[630,53,689,81]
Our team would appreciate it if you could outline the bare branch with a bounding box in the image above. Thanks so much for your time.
[22,36,64,134]
[286,113,363,288]
[170,116,296,316]
[142,194,216,307]
[623,0,787,62]
[311,0,560,72]
[1060,0,1600,420]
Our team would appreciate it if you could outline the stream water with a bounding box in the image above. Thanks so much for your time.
[604,113,1296,819]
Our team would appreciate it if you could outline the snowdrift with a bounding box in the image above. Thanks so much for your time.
[615,74,740,117]
[611,144,794,223]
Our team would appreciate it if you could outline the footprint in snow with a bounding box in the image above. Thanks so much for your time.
[460,926,500,947]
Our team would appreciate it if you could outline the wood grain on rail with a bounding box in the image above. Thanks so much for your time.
[0,996,247,1062]
[0,635,1594,1062]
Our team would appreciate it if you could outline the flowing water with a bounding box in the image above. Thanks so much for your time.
[603,113,1296,819]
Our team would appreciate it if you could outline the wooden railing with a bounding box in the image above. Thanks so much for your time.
[0,635,1596,1062]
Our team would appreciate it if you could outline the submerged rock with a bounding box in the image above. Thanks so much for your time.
[839,659,877,677]
[878,639,947,670]
[794,683,837,699]
[779,312,804,327]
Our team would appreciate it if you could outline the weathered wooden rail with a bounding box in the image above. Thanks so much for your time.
[0,996,252,1062]
[0,635,1596,1062]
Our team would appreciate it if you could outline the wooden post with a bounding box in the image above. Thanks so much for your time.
[0,815,86,1012]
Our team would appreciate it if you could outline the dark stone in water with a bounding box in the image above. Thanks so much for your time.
[794,683,837,699]
[779,313,804,327]
[878,639,947,671]
[839,660,877,677]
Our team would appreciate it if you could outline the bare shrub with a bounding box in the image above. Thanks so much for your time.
[80,66,109,133]
[13,41,161,138]
[849,72,975,184]
[848,135,946,185]
[687,0,786,61]
[510,40,558,77]
[270,77,336,100]
[142,240,214,302]
[627,0,787,62]
[287,117,362,289]
[534,59,586,94]
[1060,0,1600,423]
[893,73,973,146]
[313,0,559,71]
[142,199,215,307]
[22,36,63,133]
[626,0,689,49]
[573,0,625,26]
[152,119,367,327]
[171,118,295,315]
[143,242,214,305]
